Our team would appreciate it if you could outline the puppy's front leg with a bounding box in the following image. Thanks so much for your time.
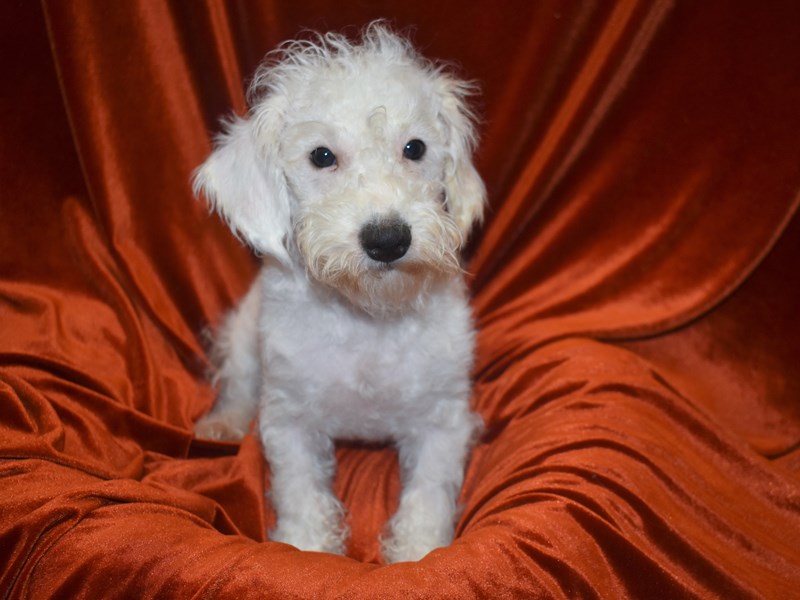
[261,422,348,554]
[382,408,480,563]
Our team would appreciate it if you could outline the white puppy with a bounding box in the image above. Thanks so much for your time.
[193,22,485,564]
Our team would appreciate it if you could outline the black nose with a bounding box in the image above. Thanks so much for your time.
[359,218,412,263]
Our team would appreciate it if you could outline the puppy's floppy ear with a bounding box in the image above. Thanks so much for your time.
[436,75,486,239]
[193,112,292,265]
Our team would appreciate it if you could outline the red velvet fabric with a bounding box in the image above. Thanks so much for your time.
[2,1,799,597]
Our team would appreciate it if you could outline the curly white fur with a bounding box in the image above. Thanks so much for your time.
[193,22,485,563]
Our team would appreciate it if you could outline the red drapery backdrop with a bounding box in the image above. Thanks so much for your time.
[2,1,799,597]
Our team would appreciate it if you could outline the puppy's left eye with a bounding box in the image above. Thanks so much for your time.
[402,139,426,161]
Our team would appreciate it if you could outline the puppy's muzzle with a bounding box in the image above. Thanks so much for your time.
[359,217,412,263]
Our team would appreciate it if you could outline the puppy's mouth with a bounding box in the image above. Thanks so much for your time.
[367,259,433,281]
[372,262,395,274]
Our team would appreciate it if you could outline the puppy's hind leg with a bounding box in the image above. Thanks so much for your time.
[195,281,262,441]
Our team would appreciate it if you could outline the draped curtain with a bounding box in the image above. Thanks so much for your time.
[2,1,799,597]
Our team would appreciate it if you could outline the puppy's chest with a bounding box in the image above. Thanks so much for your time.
[276,311,421,388]
[261,298,463,438]
[302,334,413,420]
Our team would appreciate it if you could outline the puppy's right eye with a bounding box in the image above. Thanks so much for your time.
[309,147,337,169]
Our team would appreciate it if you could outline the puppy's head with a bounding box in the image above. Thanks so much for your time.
[194,22,485,314]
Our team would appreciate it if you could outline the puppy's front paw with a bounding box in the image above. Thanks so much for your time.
[381,490,455,563]
[381,517,452,564]
[270,492,349,555]
[194,412,248,441]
